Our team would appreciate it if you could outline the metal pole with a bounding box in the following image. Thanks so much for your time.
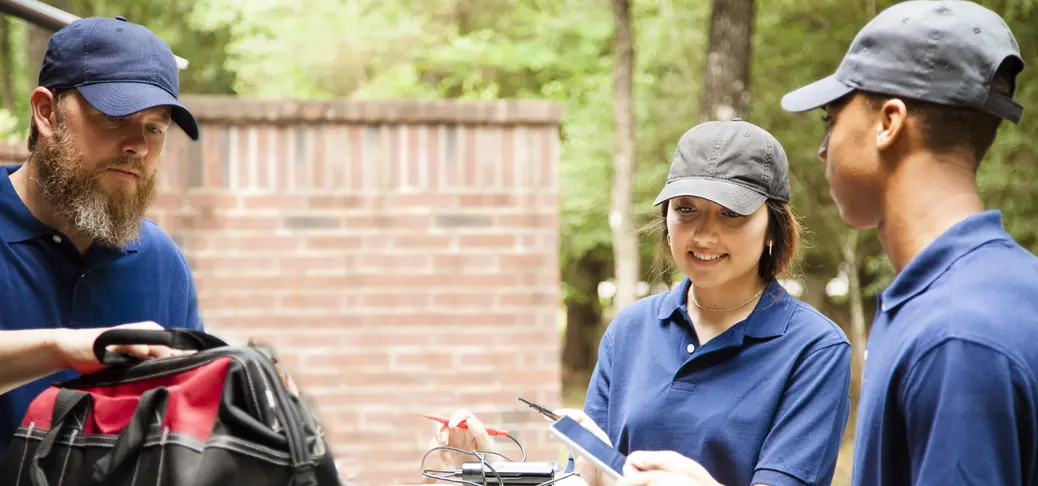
[0,0,189,70]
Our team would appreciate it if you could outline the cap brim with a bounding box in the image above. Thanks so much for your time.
[77,82,200,140]
[781,75,854,113]
[653,178,767,216]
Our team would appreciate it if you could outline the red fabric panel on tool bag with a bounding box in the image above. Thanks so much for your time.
[19,357,230,440]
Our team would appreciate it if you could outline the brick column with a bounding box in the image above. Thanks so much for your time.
[0,142,27,165]
[154,96,565,485]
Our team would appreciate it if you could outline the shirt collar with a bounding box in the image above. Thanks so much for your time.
[0,164,52,243]
[656,277,690,320]
[880,210,1011,312]
[656,277,794,339]
[0,164,141,253]
[745,280,795,339]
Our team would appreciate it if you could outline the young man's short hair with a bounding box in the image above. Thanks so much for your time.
[863,62,1019,167]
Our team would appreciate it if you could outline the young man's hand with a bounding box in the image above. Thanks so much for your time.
[617,451,724,486]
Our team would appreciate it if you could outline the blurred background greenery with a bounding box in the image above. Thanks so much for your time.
[3,1,1037,484]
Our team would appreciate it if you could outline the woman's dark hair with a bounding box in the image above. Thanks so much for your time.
[647,199,802,282]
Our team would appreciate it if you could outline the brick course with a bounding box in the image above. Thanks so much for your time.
[1,96,564,485]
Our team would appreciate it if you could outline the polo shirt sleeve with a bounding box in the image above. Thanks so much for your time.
[900,338,1036,485]
[564,325,614,474]
[176,248,205,332]
[183,268,204,331]
[752,341,851,486]
[583,325,614,432]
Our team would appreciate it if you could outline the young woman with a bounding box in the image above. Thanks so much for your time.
[434,119,851,486]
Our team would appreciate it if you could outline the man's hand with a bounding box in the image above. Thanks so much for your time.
[0,322,194,397]
[617,451,723,486]
[552,408,614,486]
[54,322,191,375]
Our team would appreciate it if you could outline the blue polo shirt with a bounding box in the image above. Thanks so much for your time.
[852,210,1038,486]
[0,164,204,458]
[585,278,851,486]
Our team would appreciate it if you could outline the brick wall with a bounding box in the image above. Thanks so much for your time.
[1,96,565,485]
[0,143,25,167]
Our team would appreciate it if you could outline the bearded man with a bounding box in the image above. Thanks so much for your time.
[0,16,203,458]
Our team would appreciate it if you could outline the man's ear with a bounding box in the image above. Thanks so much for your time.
[29,88,61,140]
[876,98,908,152]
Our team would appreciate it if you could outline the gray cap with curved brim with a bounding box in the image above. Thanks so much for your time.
[653,177,767,216]
[780,75,855,114]
[654,118,789,216]
[781,0,1024,123]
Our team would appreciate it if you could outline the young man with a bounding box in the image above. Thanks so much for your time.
[0,16,203,458]
[616,2,1038,485]
[780,1,1038,485]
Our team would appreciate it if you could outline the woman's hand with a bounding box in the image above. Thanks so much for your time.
[552,408,615,486]
[429,409,503,470]
[617,451,723,486]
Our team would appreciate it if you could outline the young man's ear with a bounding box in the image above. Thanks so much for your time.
[29,88,62,140]
[876,98,908,152]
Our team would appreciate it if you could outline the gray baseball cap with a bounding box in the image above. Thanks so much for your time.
[781,0,1024,123]
[653,118,789,215]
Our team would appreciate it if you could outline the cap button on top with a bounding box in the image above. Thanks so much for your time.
[115,16,128,22]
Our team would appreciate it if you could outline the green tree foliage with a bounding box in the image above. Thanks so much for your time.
[72,0,238,95]
[0,16,30,142]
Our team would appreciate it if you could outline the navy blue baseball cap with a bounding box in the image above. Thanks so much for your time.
[782,0,1024,124]
[38,16,199,140]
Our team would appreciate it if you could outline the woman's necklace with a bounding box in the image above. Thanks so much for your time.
[689,285,766,312]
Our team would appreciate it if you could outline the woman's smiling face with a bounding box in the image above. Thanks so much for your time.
[666,196,770,289]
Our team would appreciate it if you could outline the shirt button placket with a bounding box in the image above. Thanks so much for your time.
[71,270,91,324]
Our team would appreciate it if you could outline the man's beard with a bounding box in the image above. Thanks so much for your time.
[30,123,156,249]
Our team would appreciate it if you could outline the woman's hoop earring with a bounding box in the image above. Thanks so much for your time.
[768,241,773,255]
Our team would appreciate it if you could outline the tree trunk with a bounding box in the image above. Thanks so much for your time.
[0,14,13,112]
[841,230,867,409]
[609,0,639,313]
[800,269,829,314]
[561,252,609,396]
[698,0,754,122]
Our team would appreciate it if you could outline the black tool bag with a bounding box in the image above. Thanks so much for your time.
[0,329,342,485]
